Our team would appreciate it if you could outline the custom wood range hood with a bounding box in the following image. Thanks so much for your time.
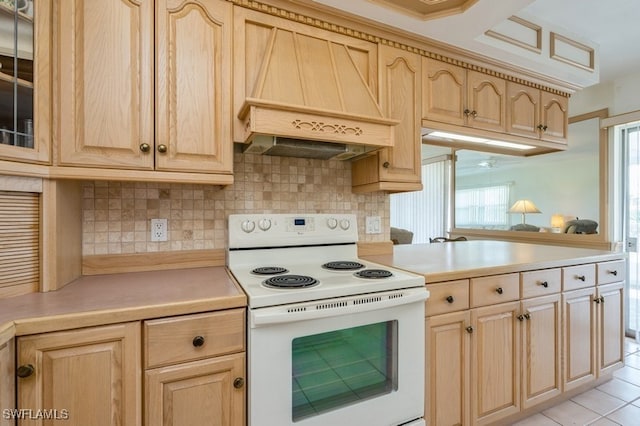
[236,25,399,160]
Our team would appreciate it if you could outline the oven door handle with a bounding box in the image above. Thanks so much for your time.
[250,287,429,327]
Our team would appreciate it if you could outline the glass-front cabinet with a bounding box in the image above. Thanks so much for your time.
[0,0,49,163]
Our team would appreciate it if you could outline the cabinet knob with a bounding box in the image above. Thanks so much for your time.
[524,312,531,320]
[599,296,605,304]
[16,364,34,378]
[517,314,525,321]
[445,295,455,304]
[465,326,474,334]
[539,281,549,288]
[382,161,390,168]
[576,275,586,282]
[594,297,601,304]
[139,143,151,153]
[537,124,548,131]
[157,144,168,153]
[463,108,471,117]
[496,287,503,294]
[471,110,478,118]
[192,335,205,347]
[233,377,245,389]
[608,270,618,276]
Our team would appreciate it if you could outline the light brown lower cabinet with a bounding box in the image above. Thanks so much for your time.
[16,322,142,426]
[0,338,15,426]
[143,308,246,426]
[145,353,245,425]
[425,264,616,426]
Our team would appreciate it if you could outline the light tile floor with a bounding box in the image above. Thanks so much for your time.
[514,338,640,426]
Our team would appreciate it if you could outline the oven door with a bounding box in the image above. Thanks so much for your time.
[247,287,428,426]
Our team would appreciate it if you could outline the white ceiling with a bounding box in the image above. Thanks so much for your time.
[310,0,640,89]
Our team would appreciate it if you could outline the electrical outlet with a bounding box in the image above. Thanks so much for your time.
[365,216,381,234]
[150,218,168,242]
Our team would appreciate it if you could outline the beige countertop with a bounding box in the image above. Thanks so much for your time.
[0,266,246,345]
[363,240,625,283]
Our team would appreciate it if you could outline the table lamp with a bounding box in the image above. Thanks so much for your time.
[508,199,541,224]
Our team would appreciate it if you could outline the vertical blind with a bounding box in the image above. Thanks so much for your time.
[455,184,511,228]
[390,158,450,244]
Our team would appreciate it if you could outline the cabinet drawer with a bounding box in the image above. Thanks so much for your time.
[144,308,245,369]
[597,260,626,285]
[425,280,469,316]
[562,264,596,291]
[470,273,519,307]
[521,268,561,298]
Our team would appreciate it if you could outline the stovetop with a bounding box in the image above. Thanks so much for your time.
[227,213,424,309]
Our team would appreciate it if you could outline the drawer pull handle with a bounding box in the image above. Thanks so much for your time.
[446,295,455,304]
[540,281,549,288]
[17,364,34,378]
[576,275,586,282]
[192,335,205,347]
[233,377,245,389]
[496,287,503,294]
[465,326,474,334]
[608,270,618,276]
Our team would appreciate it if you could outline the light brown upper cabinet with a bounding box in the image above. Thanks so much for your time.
[422,58,506,133]
[352,45,423,193]
[52,0,233,183]
[0,1,51,164]
[507,82,568,145]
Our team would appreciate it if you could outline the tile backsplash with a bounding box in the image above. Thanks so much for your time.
[82,151,389,255]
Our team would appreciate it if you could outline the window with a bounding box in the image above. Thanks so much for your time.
[455,183,511,229]
[390,156,451,244]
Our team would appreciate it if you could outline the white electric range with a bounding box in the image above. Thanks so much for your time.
[227,213,428,426]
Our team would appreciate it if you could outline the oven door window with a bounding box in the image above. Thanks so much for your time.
[291,321,398,421]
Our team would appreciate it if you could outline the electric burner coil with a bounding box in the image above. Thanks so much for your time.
[263,275,319,289]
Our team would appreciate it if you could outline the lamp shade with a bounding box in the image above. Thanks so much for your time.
[508,199,541,225]
[550,214,565,228]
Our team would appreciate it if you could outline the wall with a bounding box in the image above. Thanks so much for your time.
[571,72,640,117]
[81,149,389,255]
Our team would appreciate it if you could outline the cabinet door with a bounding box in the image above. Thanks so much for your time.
[466,71,506,132]
[506,83,540,139]
[17,322,141,426]
[598,282,624,375]
[0,338,15,426]
[521,294,561,410]
[146,353,245,426]
[422,58,466,126]
[540,91,568,144]
[562,287,597,391]
[425,311,471,426]
[471,302,520,426]
[155,0,233,174]
[55,0,154,169]
[377,45,422,186]
[0,0,51,164]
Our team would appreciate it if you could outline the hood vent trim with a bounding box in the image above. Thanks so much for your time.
[242,136,378,161]
[237,27,398,154]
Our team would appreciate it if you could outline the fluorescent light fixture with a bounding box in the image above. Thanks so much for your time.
[429,131,487,143]
[426,131,536,151]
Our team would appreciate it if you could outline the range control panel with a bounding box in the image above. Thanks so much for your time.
[228,214,357,249]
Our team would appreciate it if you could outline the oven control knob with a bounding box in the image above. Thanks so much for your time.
[327,218,338,229]
[339,219,351,230]
[258,218,272,231]
[241,220,256,233]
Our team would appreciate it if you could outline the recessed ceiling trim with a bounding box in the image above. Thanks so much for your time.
[550,32,595,72]
[485,16,542,54]
[366,0,478,21]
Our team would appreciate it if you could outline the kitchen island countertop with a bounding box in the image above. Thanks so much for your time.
[0,266,246,345]
[362,240,625,283]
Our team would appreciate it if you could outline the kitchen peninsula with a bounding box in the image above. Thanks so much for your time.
[364,240,626,426]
